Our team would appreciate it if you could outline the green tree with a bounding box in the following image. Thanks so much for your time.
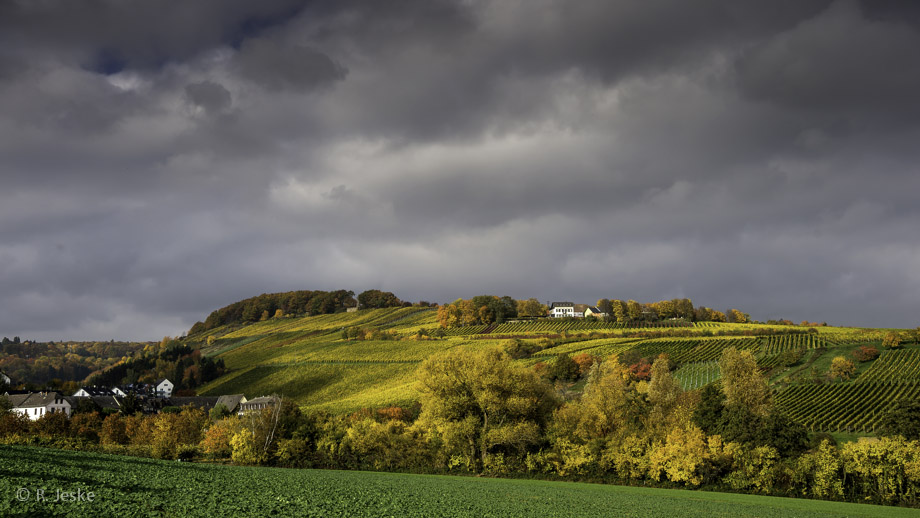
[550,353,580,382]
[718,348,771,417]
[692,383,725,435]
[880,400,920,440]
[415,348,559,472]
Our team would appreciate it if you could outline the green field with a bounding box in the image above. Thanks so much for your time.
[2,445,916,518]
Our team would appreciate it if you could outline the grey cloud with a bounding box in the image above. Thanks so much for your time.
[235,38,346,92]
[185,81,232,115]
[0,0,307,71]
[734,1,920,119]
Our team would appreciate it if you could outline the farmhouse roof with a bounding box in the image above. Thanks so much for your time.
[75,386,115,397]
[11,392,61,409]
[7,393,31,407]
[550,302,575,309]
[215,394,247,413]
[90,396,122,410]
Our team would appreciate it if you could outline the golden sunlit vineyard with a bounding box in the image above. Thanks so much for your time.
[775,381,920,432]
[189,307,919,432]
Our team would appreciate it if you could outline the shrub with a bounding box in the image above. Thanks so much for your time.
[176,444,199,461]
[852,346,879,362]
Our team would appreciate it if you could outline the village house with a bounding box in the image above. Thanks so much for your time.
[73,386,115,398]
[584,306,608,319]
[155,378,174,398]
[238,395,279,415]
[9,392,73,420]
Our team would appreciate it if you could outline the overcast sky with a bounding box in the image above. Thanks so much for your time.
[2,0,919,341]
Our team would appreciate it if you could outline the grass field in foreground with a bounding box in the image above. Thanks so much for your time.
[2,446,918,518]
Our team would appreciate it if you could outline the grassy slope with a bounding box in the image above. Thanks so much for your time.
[2,445,917,518]
[190,310,912,420]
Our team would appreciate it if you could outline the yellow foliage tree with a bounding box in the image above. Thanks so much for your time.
[719,347,772,416]
[829,356,856,380]
[648,424,710,486]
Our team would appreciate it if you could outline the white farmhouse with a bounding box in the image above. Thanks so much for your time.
[155,378,174,398]
[46,394,73,417]
[10,392,71,420]
[549,302,576,318]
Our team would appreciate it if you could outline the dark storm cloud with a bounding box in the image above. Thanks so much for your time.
[185,81,232,115]
[234,38,347,91]
[0,0,307,71]
[1,0,919,340]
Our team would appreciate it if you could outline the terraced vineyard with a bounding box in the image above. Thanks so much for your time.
[631,337,760,363]
[759,334,829,355]
[674,361,721,390]
[859,349,920,382]
[775,381,920,432]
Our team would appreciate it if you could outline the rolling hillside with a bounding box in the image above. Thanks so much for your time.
[188,307,917,432]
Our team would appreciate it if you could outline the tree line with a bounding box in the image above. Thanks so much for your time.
[0,340,149,390]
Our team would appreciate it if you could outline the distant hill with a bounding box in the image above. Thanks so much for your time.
[187,302,918,433]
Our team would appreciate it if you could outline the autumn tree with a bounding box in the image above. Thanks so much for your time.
[596,299,613,318]
[654,300,675,319]
[517,298,547,317]
[612,300,628,323]
[415,348,559,472]
[829,356,856,380]
[572,353,595,377]
[852,346,879,363]
[718,347,771,416]
[648,354,681,416]
[100,414,129,445]
[627,300,642,321]
[882,332,902,349]
[553,357,644,442]
[550,353,580,382]
[727,309,749,324]
[437,303,462,328]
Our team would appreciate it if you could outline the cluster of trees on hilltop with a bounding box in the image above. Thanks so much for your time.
[437,296,524,328]
[596,298,747,323]
[356,290,405,309]
[190,290,357,334]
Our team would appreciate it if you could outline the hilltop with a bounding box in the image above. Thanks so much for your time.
[184,296,918,434]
